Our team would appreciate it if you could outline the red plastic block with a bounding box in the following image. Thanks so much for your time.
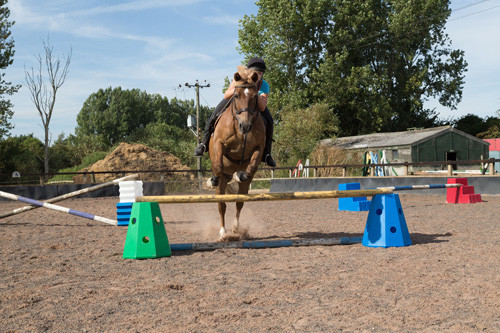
[461,186,475,195]
[447,178,468,203]
[448,178,482,204]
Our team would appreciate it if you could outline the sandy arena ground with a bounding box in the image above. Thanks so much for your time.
[0,193,499,332]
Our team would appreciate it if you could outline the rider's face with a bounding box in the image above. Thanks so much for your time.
[255,71,264,81]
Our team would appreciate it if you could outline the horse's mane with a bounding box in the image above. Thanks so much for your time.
[235,65,259,85]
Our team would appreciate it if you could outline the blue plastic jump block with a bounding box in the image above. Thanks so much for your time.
[338,183,371,211]
[116,202,133,226]
[362,194,411,248]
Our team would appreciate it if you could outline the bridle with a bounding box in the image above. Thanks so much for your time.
[232,83,259,122]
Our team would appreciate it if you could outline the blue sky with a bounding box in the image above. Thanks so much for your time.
[5,0,500,140]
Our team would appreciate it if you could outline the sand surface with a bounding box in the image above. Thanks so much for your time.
[0,194,499,332]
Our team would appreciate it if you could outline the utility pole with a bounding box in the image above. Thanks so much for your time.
[182,80,210,191]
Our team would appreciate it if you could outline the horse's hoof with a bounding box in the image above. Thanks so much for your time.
[232,223,240,234]
[219,227,226,238]
[233,171,248,183]
[207,176,219,188]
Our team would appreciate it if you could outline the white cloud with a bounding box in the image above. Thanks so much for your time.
[66,0,206,17]
[10,1,177,51]
[202,15,240,25]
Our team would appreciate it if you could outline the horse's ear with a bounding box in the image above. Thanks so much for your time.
[234,72,242,82]
[250,72,259,84]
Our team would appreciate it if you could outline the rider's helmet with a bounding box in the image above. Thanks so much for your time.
[247,57,266,72]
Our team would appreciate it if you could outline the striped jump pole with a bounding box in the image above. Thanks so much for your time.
[170,237,364,252]
[380,183,462,191]
[0,190,117,225]
[0,174,139,219]
[136,188,395,204]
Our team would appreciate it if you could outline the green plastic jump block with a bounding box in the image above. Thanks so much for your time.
[123,202,171,259]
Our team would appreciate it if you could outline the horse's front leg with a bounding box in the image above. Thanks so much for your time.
[217,174,230,238]
[232,181,250,235]
[233,149,263,183]
[208,139,224,188]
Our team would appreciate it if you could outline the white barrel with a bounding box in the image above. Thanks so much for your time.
[119,181,143,203]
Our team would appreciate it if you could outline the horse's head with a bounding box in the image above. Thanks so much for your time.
[232,69,260,135]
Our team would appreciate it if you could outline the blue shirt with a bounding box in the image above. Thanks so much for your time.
[259,80,269,95]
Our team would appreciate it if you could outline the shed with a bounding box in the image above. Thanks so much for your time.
[320,126,490,173]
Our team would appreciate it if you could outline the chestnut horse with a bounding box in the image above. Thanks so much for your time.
[207,67,266,239]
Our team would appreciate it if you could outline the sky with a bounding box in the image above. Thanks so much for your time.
[5,0,500,140]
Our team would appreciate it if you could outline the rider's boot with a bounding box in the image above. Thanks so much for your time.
[263,131,276,168]
[194,130,211,156]
[261,107,276,167]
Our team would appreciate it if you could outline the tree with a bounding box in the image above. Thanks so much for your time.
[238,0,467,136]
[275,103,338,164]
[24,37,71,175]
[453,113,488,136]
[0,134,44,182]
[0,0,20,139]
[76,87,211,145]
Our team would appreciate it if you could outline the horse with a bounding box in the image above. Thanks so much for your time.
[207,66,266,239]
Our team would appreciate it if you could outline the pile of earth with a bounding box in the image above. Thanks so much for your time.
[74,143,194,183]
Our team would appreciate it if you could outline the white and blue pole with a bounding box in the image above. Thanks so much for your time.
[0,190,117,225]
[381,184,461,191]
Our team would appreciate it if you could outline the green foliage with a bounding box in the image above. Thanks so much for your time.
[0,0,21,139]
[275,103,338,165]
[238,0,467,136]
[75,86,214,171]
[453,113,489,136]
[453,113,500,138]
[49,150,109,182]
[0,135,43,182]
[76,87,213,147]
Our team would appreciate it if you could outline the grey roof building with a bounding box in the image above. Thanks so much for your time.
[320,126,490,165]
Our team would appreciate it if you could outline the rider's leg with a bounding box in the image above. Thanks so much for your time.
[261,107,276,167]
[194,98,229,156]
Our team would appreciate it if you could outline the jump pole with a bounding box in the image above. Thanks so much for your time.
[170,237,364,252]
[0,190,117,225]
[136,184,461,204]
[136,188,395,204]
[0,174,139,219]
[378,184,462,191]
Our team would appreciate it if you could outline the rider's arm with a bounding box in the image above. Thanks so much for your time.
[258,80,269,112]
[258,93,268,112]
[224,80,237,99]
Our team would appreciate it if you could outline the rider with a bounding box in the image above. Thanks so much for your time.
[193,57,276,168]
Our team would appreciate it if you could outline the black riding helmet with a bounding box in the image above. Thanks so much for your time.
[247,57,266,72]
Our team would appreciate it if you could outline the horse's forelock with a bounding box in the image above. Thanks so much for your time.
[235,65,259,86]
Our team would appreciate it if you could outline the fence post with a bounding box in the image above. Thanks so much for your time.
[271,169,274,178]
[314,168,317,178]
[342,167,347,177]
[447,164,453,176]
[160,173,164,182]
[403,163,408,176]
[490,161,495,175]
[39,175,44,185]
[289,169,292,178]
[83,173,87,183]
